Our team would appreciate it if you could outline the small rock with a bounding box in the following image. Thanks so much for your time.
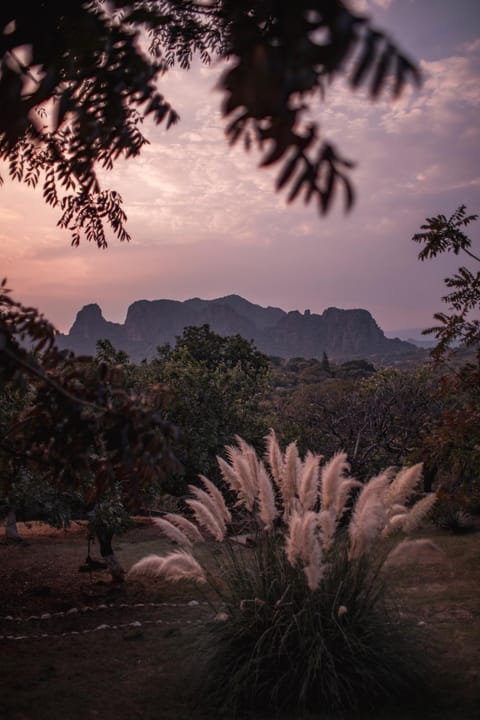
[214,612,229,623]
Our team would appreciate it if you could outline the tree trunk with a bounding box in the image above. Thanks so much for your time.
[5,509,22,541]
[95,523,125,582]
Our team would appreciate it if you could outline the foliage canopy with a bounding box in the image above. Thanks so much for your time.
[413,205,480,357]
[1,0,419,246]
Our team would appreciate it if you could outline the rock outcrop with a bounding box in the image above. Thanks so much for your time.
[56,294,416,361]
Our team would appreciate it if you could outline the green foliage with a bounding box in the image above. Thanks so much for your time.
[0,281,178,509]
[95,339,131,368]
[1,469,83,529]
[1,1,419,246]
[145,325,271,491]
[420,352,480,495]
[88,484,133,536]
[413,205,480,358]
[274,367,438,480]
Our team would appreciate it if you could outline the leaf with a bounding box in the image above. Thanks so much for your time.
[371,45,392,99]
[351,31,379,89]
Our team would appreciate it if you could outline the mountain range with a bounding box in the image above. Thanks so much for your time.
[56,294,418,361]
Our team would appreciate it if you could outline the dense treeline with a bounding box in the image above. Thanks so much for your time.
[2,323,479,547]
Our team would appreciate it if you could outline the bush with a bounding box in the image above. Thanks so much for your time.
[432,483,480,533]
[130,432,436,716]
[203,537,417,715]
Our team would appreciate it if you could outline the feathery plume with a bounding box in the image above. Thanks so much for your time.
[186,498,225,541]
[317,509,336,553]
[129,551,206,584]
[298,451,321,511]
[235,436,259,480]
[304,541,324,591]
[265,428,283,488]
[320,452,350,512]
[281,441,299,517]
[387,503,408,518]
[199,475,232,523]
[256,461,278,531]
[188,485,227,535]
[286,509,323,587]
[225,443,258,510]
[384,464,423,508]
[285,509,304,566]
[348,473,390,559]
[160,551,207,583]
[128,554,165,578]
[152,517,192,548]
[299,511,321,567]
[402,493,437,533]
[164,513,205,543]
[381,512,408,537]
[334,479,362,521]
[217,455,241,493]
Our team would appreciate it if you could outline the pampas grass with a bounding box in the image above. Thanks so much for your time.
[128,551,206,583]
[151,517,192,548]
[132,433,436,716]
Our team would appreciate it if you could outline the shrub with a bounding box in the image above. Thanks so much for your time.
[432,483,480,533]
[130,432,436,716]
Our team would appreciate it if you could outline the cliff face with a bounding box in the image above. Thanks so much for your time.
[56,295,416,360]
[57,304,125,356]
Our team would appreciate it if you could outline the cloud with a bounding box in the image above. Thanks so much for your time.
[2,3,479,335]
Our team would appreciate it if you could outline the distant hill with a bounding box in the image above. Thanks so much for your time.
[56,294,418,361]
[385,327,437,349]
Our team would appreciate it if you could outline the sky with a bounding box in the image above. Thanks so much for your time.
[1,0,479,335]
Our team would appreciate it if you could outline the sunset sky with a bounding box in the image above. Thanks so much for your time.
[1,0,479,336]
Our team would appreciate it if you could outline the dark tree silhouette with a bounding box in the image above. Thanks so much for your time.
[1,1,420,247]
[413,205,479,357]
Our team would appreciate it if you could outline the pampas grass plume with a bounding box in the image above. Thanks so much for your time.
[188,485,227,535]
[152,517,192,548]
[317,508,336,552]
[348,473,390,559]
[320,452,350,512]
[265,428,283,487]
[130,551,206,584]
[164,513,205,543]
[217,455,241,494]
[402,493,437,533]
[281,441,299,515]
[256,461,278,530]
[286,510,304,566]
[186,498,225,541]
[160,551,207,583]
[385,464,423,508]
[298,451,320,511]
[199,474,232,523]
[128,554,165,578]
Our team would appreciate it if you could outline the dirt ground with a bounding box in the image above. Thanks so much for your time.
[0,521,479,720]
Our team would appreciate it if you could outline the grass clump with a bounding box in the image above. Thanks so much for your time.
[130,431,435,716]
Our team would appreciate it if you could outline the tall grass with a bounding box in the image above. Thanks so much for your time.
[129,431,435,715]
